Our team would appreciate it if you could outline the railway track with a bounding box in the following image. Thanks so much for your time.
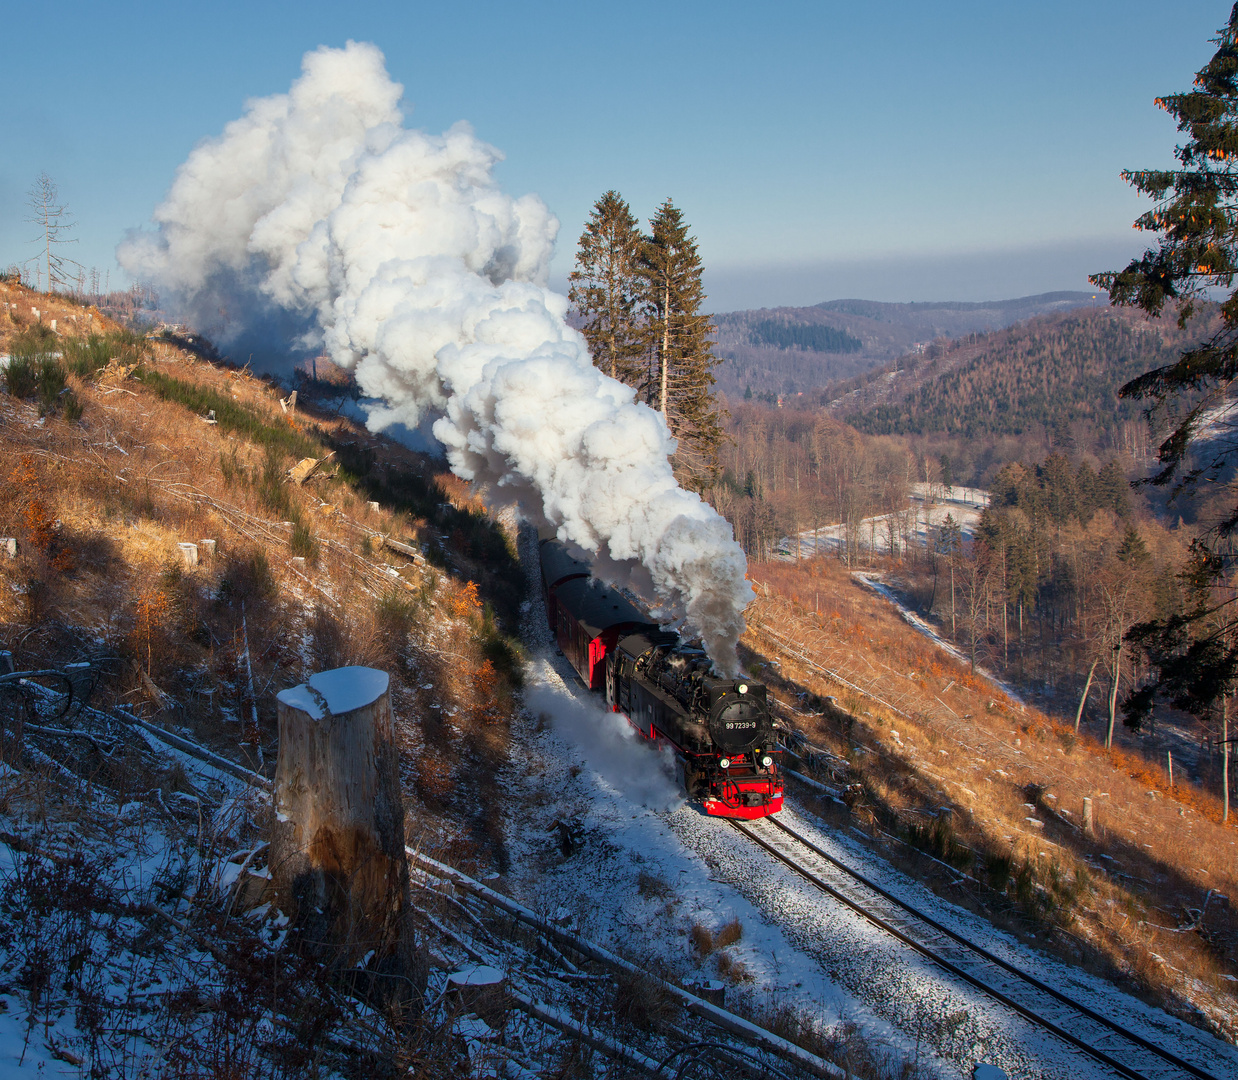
[731,814,1221,1080]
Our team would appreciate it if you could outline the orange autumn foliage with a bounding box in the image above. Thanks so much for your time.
[449,580,481,621]
[472,659,502,725]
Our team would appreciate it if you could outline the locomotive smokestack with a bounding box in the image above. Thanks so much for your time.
[119,42,752,671]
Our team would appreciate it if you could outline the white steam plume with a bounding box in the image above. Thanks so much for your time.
[525,670,682,813]
[119,42,753,671]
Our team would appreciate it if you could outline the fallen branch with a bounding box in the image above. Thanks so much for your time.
[411,853,847,1080]
[508,990,665,1076]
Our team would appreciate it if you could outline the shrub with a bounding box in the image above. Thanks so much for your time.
[636,871,673,900]
[4,354,37,397]
[257,445,292,517]
[9,323,56,356]
[61,390,83,422]
[906,813,972,870]
[216,549,276,609]
[36,357,67,414]
[134,367,322,459]
[611,970,678,1032]
[715,952,753,984]
[984,851,1013,891]
[61,332,121,376]
[689,923,714,956]
[289,521,317,563]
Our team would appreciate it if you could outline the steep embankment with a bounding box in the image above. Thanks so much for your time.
[0,283,932,1080]
[742,557,1238,1044]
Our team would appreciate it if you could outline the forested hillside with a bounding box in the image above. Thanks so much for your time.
[840,306,1215,455]
[712,291,1095,398]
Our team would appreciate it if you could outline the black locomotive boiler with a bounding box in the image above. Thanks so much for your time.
[540,538,782,819]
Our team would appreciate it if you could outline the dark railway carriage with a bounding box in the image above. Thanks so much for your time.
[539,540,591,634]
[539,538,782,819]
[540,538,657,689]
[550,576,656,691]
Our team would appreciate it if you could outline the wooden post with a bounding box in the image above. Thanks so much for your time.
[1083,797,1094,837]
[1168,750,1173,789]
[271,666,422,1003]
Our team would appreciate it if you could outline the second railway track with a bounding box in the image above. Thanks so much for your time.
[731,814,1220,1080]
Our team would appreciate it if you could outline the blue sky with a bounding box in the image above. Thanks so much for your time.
[0,0,1226,310]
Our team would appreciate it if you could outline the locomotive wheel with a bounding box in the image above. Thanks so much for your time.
[675,758,699,799]
[674,757,688,797]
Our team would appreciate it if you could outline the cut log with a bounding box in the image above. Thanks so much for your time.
[288,450,335,486]
[381,534,425,564]
[271,666,422,1005]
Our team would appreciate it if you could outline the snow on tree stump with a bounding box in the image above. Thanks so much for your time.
[271,666,422,1005]
[446,965,507,1025]
[688,978,726,1006]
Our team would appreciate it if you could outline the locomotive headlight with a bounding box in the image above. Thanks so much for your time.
[737,684,748,694]
[761,754,773,768]
[719,758,731,769]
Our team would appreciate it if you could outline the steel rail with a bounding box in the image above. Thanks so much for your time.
[732,816,1220,1080]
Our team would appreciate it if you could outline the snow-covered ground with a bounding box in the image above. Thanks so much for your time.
[0,754,274,1077]
[775,484,989,561]
[505,531,1238,1080]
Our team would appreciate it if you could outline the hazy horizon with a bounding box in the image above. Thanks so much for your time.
[0,1,1223,315]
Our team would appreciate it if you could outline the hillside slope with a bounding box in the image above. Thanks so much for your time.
[0,283,945,1080]
[2,282,1235,1075]
[744,558,1238,1044]
[833,305,1216,453]
[713,292,1096,398]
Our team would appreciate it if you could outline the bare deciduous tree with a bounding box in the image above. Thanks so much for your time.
[25,173,82,294]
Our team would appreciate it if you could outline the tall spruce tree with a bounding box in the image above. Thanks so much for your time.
[1091,4,1238,816]
[639,199,725,488]
[568,192,646,387]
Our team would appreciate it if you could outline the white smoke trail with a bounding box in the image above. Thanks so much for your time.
[119,41,752,670]
[524,668,683,813]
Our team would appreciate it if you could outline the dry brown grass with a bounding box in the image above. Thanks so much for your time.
[688,921,714,956]
[714,916,744,949]
[0,284,524,872]
[745,556,1238,1040]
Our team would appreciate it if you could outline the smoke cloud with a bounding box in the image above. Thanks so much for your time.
[119,41,752,670]
[524,668,683,813]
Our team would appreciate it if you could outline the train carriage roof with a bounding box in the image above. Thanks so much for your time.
[539,539,592,590]
[553,577,658,640]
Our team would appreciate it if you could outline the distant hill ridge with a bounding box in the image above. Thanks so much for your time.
[813,291,1095,321]
[713,291,1098,397]
[833,303,1218,448]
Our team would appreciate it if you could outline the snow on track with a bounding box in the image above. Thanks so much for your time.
[509,527,1238,1080]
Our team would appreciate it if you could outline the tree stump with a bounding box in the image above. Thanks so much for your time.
[271,666,422,1004]
[447,965,507,1025]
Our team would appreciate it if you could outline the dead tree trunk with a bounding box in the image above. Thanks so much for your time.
[271,666,422,1004]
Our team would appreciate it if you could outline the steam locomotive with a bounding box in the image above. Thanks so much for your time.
[540,538,782,819]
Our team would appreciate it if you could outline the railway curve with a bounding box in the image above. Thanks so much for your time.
[731,814,1222,1080]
